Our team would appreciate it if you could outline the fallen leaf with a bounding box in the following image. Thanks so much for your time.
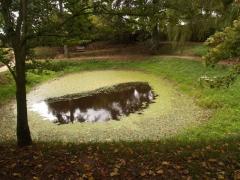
[208,159,217,163]
[162,161,170,166]
[140,172,146,176]
[110,168,119,177]
[13,173,21,177]
[156,169,164,174]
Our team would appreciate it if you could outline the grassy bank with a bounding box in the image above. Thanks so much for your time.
[0,57,240,179]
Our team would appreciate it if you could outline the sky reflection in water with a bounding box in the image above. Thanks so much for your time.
[31,83,156,124]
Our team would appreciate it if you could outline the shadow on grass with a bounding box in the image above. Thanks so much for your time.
[1,136,240,179]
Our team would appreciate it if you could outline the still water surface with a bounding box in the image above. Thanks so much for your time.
[31,82,156,124]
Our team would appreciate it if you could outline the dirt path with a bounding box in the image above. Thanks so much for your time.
[0,54,237,74]
[158,55,202,61]
[53,54,151,61]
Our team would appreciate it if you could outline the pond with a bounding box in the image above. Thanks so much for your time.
[31,82,157,124]
[0,70,207,143]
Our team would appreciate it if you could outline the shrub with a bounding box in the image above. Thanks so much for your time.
[202,18,240,88]
[204,18,240,66]
[26,60,65,74]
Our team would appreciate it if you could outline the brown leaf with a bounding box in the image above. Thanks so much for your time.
[217,174,225,179]
[148,170,155,175]
[10,163,16,168]
[140,172,146,177]
[114,149,118,153]
[201,162,208,168]
[119,159,126,166]
[156,169,164,175]
[182,169,189,175]
[162,161,170,166]
[128,148,134,154]
[13,173,21,177]
[110,168,119,177]
[208,158,217,163]
[218,162,225,166]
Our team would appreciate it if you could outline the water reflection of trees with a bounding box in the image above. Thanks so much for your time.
[46,86,156,124]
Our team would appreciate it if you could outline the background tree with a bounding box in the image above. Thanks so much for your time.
[204,18,240,66]
[93,0,239,47]
[200,1,240,88]
[204,0,240,65]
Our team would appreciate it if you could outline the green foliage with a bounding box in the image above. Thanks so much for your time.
[200,66,240,88]
[92,0,240,47]
[26,60,66,74]
[0,72,15,103]
[204,18,240,66]
[202,18,240,88]
[0,48,12,66]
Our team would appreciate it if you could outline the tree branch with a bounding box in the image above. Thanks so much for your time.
[5,61,16,81]
[0,0,16,42]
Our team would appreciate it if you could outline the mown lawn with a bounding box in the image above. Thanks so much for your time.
[0,57,240,179]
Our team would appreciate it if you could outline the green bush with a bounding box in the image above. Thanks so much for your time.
[202,18,240,88]
[26,60,66,74]
[204,18,240,66]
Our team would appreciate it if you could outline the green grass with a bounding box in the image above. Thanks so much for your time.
[0,57,239,144]
[189,44,209,56]
[0,73,15,103]
[1,57,240,179]
[156,43,208,56]
[0,71,59,105]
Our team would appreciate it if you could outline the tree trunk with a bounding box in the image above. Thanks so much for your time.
[15,49,32,147]
[152,25,160,50]
[59,1,69,58]
[64,45,69,58]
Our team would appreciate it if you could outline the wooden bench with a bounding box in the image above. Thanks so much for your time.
[75,46,86,52]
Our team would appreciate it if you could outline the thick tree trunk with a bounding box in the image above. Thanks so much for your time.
[15,50,32,147]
